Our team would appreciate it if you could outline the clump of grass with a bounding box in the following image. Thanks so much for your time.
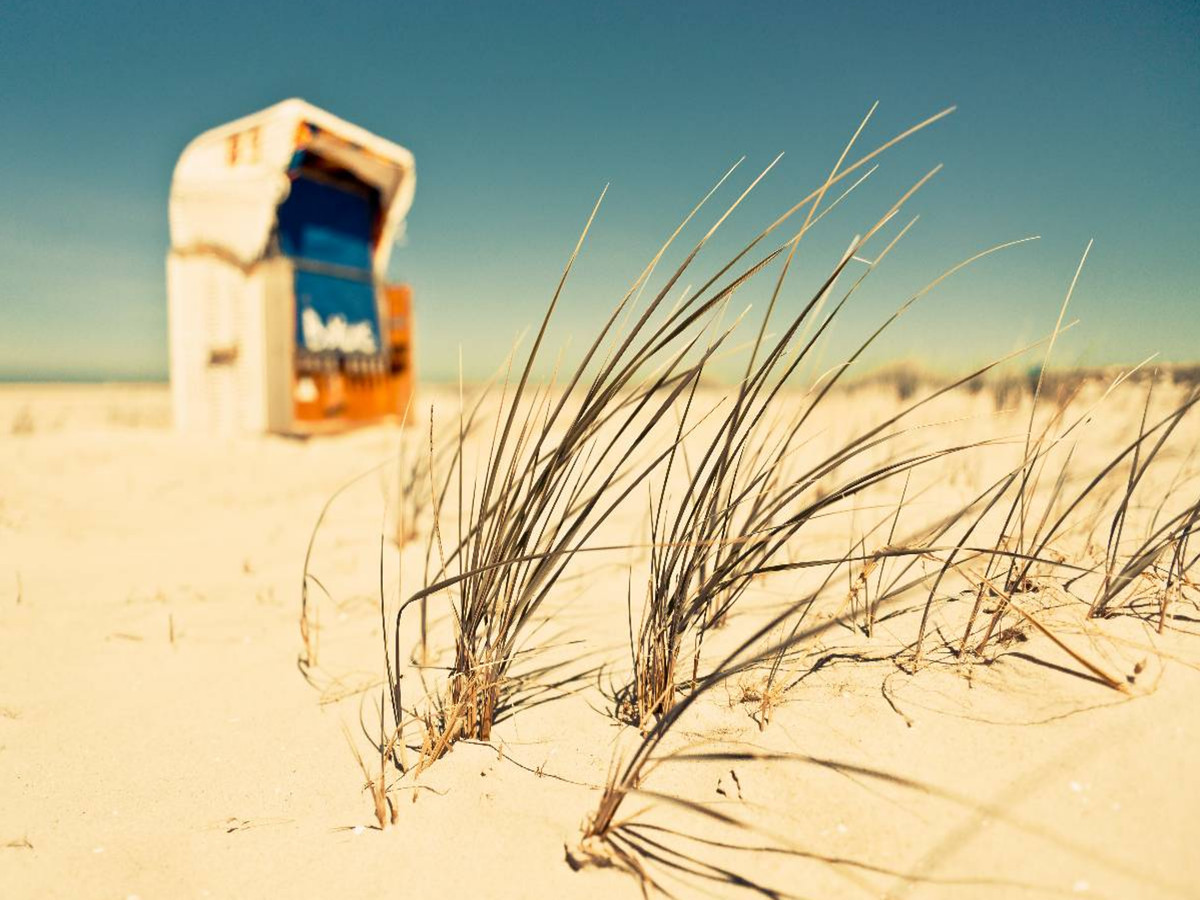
[623,205,1039,729]
[960,385,1200,658]
[389,181,746,749]
[383,102,963,760]
[613,105,927,727]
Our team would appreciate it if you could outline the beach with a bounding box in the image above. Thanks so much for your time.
[2,381,1198,899]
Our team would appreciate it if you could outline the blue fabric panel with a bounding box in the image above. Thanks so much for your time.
[277,175,374,271]
[294,269,382,357]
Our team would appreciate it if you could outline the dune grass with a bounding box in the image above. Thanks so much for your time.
[374,103,964,758]
[289,102,1200,891]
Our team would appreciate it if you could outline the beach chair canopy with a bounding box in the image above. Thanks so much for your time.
[168,98,415,278]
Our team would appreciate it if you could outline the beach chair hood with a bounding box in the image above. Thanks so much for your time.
[168,98,415,277]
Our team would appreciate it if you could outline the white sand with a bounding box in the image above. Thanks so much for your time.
[2,383,1198,899]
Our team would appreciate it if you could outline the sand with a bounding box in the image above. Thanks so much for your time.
[2,382,1198,900]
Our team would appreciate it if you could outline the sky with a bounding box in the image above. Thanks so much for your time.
[1,0,1197,382]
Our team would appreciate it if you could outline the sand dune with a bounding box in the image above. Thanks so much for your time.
[2,382,1198,899]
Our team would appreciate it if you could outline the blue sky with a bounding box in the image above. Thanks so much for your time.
[1,0,1196,381]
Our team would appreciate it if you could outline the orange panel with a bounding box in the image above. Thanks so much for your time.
[290,283,414,433]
